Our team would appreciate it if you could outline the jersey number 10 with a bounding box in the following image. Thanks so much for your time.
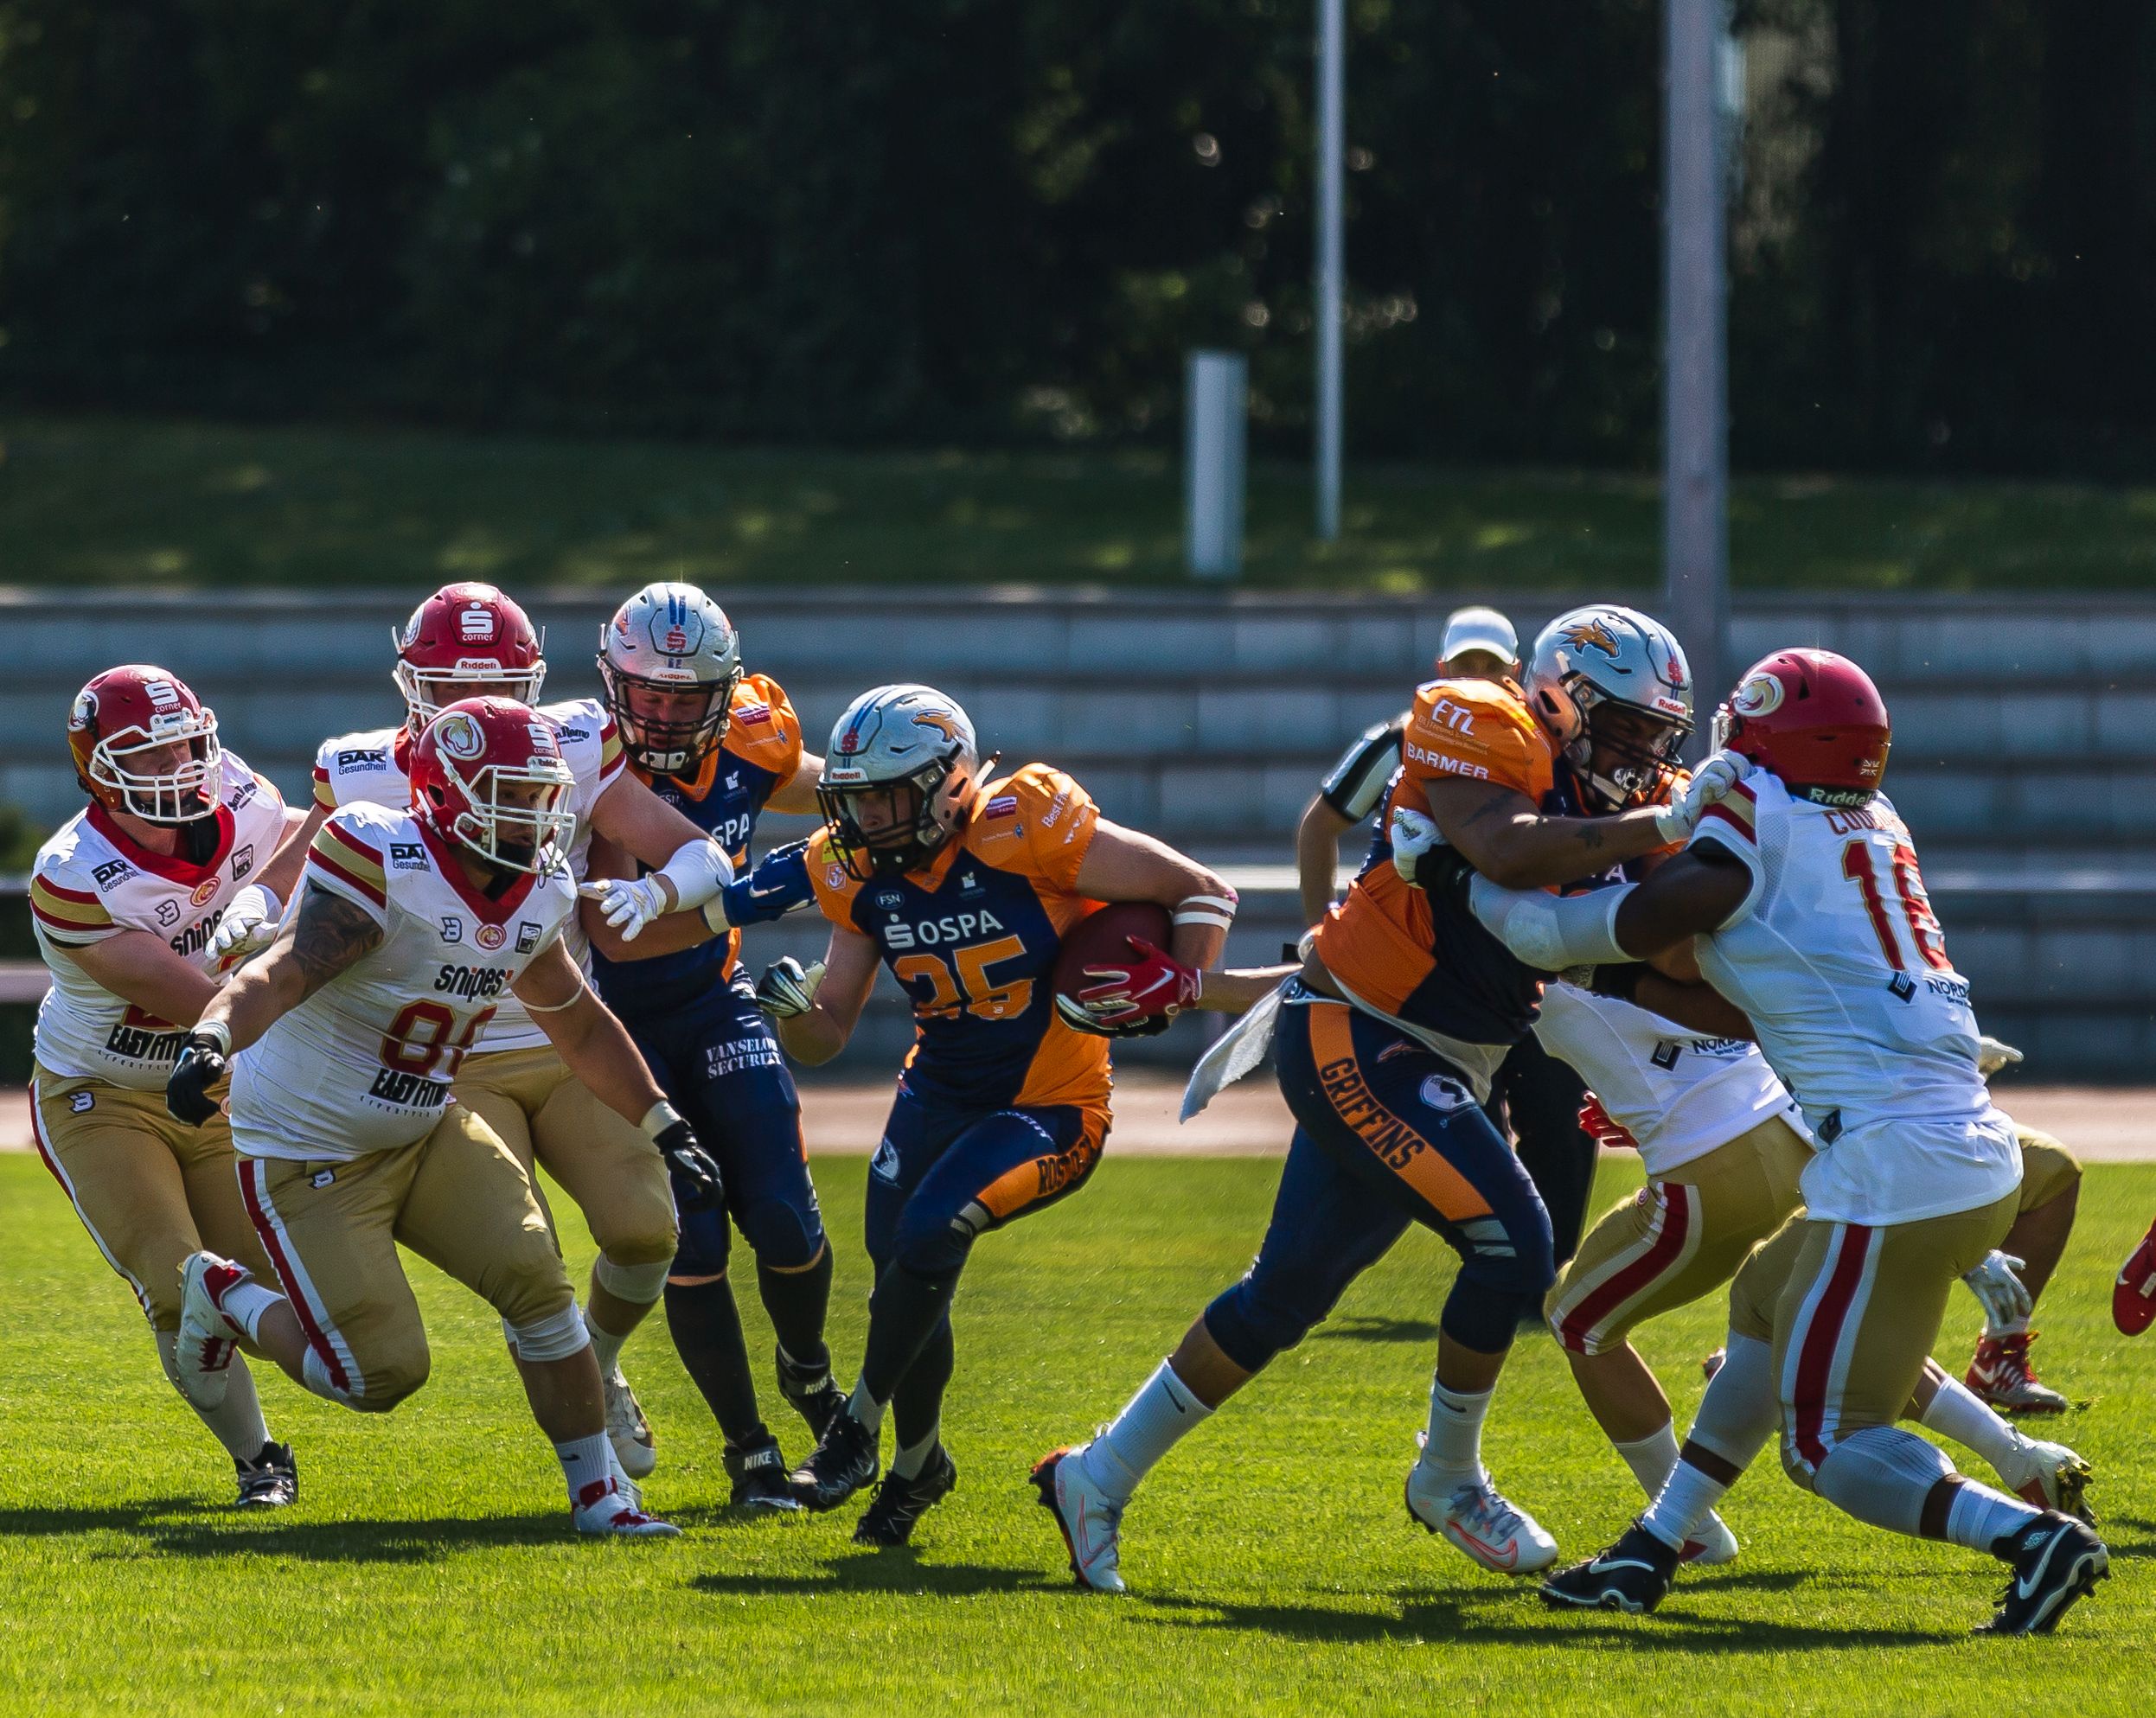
[1840,840,1950,973]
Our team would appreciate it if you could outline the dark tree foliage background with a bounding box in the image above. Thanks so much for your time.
[0,0,2151,473]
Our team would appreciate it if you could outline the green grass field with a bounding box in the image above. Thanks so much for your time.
[6,416,2156,595]
[2,1150,2151,1717]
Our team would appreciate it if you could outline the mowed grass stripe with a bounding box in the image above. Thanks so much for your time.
[0,1152,2150,1716]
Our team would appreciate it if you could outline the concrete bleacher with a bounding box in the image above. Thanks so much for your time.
[3,585,2150,1076]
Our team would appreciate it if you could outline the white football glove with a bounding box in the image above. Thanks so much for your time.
[1976,1035,2025,1080]
[208,885,281,964]
[755,957,826,1020]
[579,874,675,943]
[1654,749,1748,844]
[1390,805,1441,882]
[1961,1250,2033,1329]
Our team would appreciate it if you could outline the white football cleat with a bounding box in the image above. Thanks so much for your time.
[603,1364,657,1480]
[571,1477,679,1537]
[175,1251,246,1409]
[1031,1446,1128,1593]
[1994,1434,2095,1522]
[1680,1511,1741,1566]
[1406,1456,1558,1575]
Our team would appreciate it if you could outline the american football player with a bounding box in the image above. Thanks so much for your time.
[304,581,739,1480]
[579,581,843,1511]
[1294,604,1599,1274]
[1032,605,1726,1593]
[739,684,1233,1546]
[1463,648,2108,1634]
[164,699,722,1536]
[2119,1217,2156,1337]
[29,666,310,1506]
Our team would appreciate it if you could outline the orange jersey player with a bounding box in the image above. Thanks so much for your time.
[1032,605,1726,1595]
[751,682,1233,1547]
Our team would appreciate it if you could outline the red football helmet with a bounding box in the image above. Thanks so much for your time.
[67,665,222,824]
[410,697,576,874]
[392,583,547,732]
[1712,648,1891,802]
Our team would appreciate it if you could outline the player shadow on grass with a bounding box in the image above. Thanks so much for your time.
[1313,1316,1442,1344]
[691,1559,1062,1600]
[0,1498,570,1562]
[2095,1514,2156,1561]
[1126,1577,1948,1651]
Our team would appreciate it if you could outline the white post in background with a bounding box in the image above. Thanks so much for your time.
[1314,0,1346,541]
[1662,0,1731,739]
[1187,350,1249,580]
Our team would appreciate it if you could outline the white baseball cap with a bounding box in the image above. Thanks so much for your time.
[1440,605,1519,668]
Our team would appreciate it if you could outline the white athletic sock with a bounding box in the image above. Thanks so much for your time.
[1082,1359,1214,1505]
[555,1432,617,1506]
[582,1305,625,1376]
[1613,1423,1681,1502]
[1919,1375,2026,1479]
[1946,1481,2041,1556]
[1415,1376,1493,1488]
[158,1331,272,1460]
[218,1279,285,1344]
[848,1376,886,1435]
[1641,1457,1730,1552]
[892,1427,940,1480]
[1685,1332,1780,1470]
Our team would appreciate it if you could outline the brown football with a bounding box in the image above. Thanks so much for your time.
[1052,899,1175,1009]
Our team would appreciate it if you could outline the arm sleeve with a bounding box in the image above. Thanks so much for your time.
[1319,719,1404,821]
[27,866,119,947]
[302,814,392,925]
[1008,765,1101,894]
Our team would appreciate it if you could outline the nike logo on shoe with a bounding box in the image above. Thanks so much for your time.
[1451,1526,1519,1570]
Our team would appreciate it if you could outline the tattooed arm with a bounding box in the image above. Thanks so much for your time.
[1423,776,1673,891]
[195,882,386,1055]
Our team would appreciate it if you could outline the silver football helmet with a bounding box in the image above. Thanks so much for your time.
[1523,604,1693,809]
[817,684,982,880]
[596,581,742,775]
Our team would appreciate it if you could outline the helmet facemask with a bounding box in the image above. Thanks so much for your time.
[598,659,738,776]
[393,658,547,733]
[88,716,223,825]
[816,755,970,882]
[427,757,577,876]
[1565,685,1692,812]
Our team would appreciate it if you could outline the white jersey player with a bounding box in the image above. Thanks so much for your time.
[165,698,724,1536]
[297,580,739,1479]
[1468,647,2107,1636]
[29,665,309,1507]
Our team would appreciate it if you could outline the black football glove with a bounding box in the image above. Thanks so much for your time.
[165,1031,229,1126]
[655,1119,724,1210]
[1411,841,1476,907]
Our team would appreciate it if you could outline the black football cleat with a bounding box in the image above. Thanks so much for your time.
[726,1436,803,1513]
[853,1446,957,1547]
[1539,1520,1680,1613]
[1977,1511,2108,1636]
[789,1409,880,1512]
[777,1347,850,1445]
[234,1440,297,1509]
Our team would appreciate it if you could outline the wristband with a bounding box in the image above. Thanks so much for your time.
[191,1019,233,1055]
[1172,891,1239,932]
[701,894,733,935]
[638,1101,686,1145]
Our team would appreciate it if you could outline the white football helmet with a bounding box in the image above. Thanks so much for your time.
[1522,604,1693,809]
[817,684,982,879]
[597,582,743,775]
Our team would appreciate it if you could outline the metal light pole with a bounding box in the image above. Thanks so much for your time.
[1314,0,1345,541]
[1662,0,1731,732]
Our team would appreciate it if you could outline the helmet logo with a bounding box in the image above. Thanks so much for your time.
[1731,673,1786,718]
[68,690,95,733]
[646,605,704,659]
[837,722,867,755]
[912,710,964,744]
[459,604,498,644]
[434,711,487,761]
[143,679,182,710]
[526,723,560,756]
[1564,619,1622,658]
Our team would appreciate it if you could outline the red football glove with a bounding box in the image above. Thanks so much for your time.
[1577,1092,1639,1152]
[1055,937,1202,1036]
